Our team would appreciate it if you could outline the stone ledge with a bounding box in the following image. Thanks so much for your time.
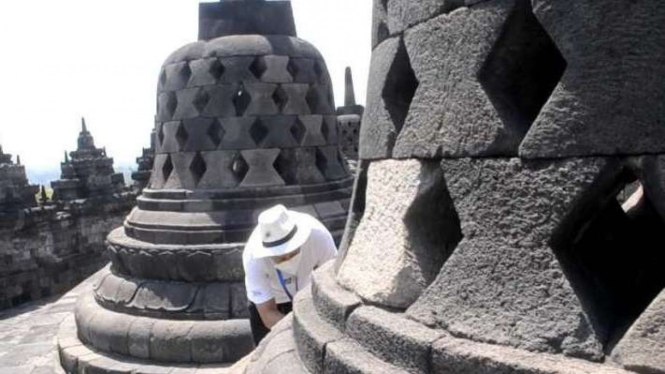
[93,267,247,320]
[292,286,344,374]
[74,290,254,364]
[311,261,361,332]
[58,315,236,374]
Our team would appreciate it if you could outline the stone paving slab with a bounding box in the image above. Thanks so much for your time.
[0,269,105,374]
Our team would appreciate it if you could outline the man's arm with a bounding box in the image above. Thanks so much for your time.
[256,298,286,329]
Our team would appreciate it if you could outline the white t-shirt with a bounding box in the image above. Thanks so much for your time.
[243,214,337,305]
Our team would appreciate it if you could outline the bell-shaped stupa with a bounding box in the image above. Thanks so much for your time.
[58,1,352,372]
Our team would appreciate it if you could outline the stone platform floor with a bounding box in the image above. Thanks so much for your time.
[0,270,103,374]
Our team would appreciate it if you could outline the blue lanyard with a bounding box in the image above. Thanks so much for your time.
[276,269,298,302]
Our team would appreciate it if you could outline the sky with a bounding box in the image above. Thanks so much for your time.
[0,0,372,184]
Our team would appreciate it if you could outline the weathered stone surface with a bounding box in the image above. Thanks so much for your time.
[611,289,665,373]
[198,1,297,41]
[338,159,460,309]
[346,307,443,374]
[407,158,611,360]
[520,0,665,158]
[371,0,390,49]
[386,0,464,35]
[433,335,632,374]
[392,0,562,159]
[293,287,343,374]
[311,262,361,331]
[324,339,409,374]
[68,1,351,371]
[359,36,405,160]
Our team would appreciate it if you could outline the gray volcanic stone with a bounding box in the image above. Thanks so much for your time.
[359,36,402,159]
[611,289,665,373]
[293,287,343,374]
[198,1,297,41]
[338,159,460,309]
[311,262,361,331]
[371,0,390,49]
[393,0,527,159]
[432,335,632,374]
[346,307,443,374]
[407,157,611,360]
[520,0,665,158]
[324,339,409,374]
[386,0,464,35]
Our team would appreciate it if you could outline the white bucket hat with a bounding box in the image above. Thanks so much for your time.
[248,205,312,259]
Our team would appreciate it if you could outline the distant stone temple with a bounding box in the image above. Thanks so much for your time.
[58,0,352,372]
[0,131,135,309]
[244,1,665,374]
[336,67,363,161]
[51,119,126,202]
[0,145,38,216]
[131,129,156,193]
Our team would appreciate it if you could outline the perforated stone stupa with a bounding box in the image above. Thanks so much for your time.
[51,119,126,202]
[57,0,352,372]
[244,1,665,373]
[337,67,364,161]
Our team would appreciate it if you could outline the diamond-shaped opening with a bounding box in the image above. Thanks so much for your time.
[165,92,178,118]
[287,59,299,80]
[209,59,225,81]
[189,152,207,186]
[249,57,268,80]
[231,153,249,183]
[321,120,330,142]
[273,150,297,185]
[382,39,419,136]
[175,123,189,150]
[233,85,251,116]
[290,117,307,145]
[162,154,174,182]
[157,124,165,146]
[249,118,269,146]
[401,162,462,308]
[273,85,289,113]
[306,87,322,114]
[377,22,390,45]
[551,168,665,352]
[478,0,567,138]
[315,148,329,178]
[178,63,192,87]
[207,120,225,147]
[192,88,210,114]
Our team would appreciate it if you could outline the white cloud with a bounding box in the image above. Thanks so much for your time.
[0,0,371,181]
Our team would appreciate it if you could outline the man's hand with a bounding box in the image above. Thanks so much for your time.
[256,299,285,329]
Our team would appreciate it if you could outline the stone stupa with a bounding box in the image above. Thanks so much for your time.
[244,0,665,373]
[336,67,364,162]
[51,118,126,202]
[57,0,352,372]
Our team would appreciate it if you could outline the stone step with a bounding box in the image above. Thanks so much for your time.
[74,290,254,364]
[344,306,443,374]
[243,315,311,374]
[324,339,408,374]
[310,261,361,332]
[292,286,344,373]
[57,315,234,374]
